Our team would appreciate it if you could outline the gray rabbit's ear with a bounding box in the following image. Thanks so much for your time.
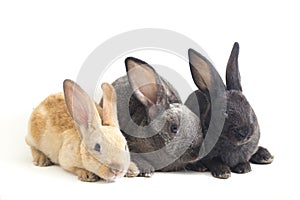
[161,79,182,104]
[226,42,242,91]
[125,57,167,118]
[188,49,224,93]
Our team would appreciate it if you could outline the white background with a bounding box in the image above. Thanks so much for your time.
[0,1,299,200]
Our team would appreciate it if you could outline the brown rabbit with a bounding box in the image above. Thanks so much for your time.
[26,79,139,182]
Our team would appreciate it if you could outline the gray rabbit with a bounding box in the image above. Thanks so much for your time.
[111,57,203,177]
[185,43,273,179]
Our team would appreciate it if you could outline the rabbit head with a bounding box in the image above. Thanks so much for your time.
[186,43,259,148]
[112,57,202,171]
[64,80,131,180]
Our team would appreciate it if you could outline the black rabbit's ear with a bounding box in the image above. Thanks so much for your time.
[226,42,242,91]
[188,49,224,93]
[125,57,167,118]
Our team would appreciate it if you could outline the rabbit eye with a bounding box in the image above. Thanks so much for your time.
[94,143,101,153]
[170,124,178,134]
[232,126,249,138]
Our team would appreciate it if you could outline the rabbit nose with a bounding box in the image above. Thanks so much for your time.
[109,164,123,175]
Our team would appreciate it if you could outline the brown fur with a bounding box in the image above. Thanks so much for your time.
[101,83,118,127]
[26,80,139,182]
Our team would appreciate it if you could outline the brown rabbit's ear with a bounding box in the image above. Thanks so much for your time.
[63,79,101,130]
[101,83,119,127]
[188,49,224,93]
[95,103,103,120]
[125,57,168,118]
[226,42,242,91]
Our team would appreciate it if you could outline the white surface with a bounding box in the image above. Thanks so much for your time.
[0,1,299,200]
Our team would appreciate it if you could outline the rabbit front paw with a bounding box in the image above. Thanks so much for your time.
[125,162,140,177]
[137,164,155,177]
[232,162,251,174]
[250,146,274,164]
[211,165,231,179]
[131,157,155,177]
[186,161,208,172]
[203,158,231,179]
[77,169,100,182]
[138,167,155,177]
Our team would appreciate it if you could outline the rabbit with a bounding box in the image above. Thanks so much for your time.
[110,57,203,177]
[185,42,274,179]
[26,79,139,182]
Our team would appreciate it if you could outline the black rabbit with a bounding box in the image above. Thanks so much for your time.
[185,42,273,179]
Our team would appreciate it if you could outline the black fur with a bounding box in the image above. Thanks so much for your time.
[185,43,273,179]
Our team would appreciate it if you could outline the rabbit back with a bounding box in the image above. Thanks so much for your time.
[26,93,79,164]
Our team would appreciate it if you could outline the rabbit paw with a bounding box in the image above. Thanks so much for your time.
[77,169,100,182]
[131,158,155,177]
[204,158,231,179]
[186,162,208,172]
[125,162,140,177]
[250,146,274,164]
[232,162,251,174]
[138,165,155,177]
[31,147,53,167]
[211,165,231,179]
[138,171,154,178]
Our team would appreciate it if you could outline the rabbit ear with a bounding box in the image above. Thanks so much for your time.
[125,57,167,118]
[63,79,102,132]
[101,83,119,128]
[188,49,224,92]
[161,79,181,104]
[226,42,242,91]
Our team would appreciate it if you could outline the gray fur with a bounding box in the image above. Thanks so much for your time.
[111,57,203,175]
[185,43,273,179]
